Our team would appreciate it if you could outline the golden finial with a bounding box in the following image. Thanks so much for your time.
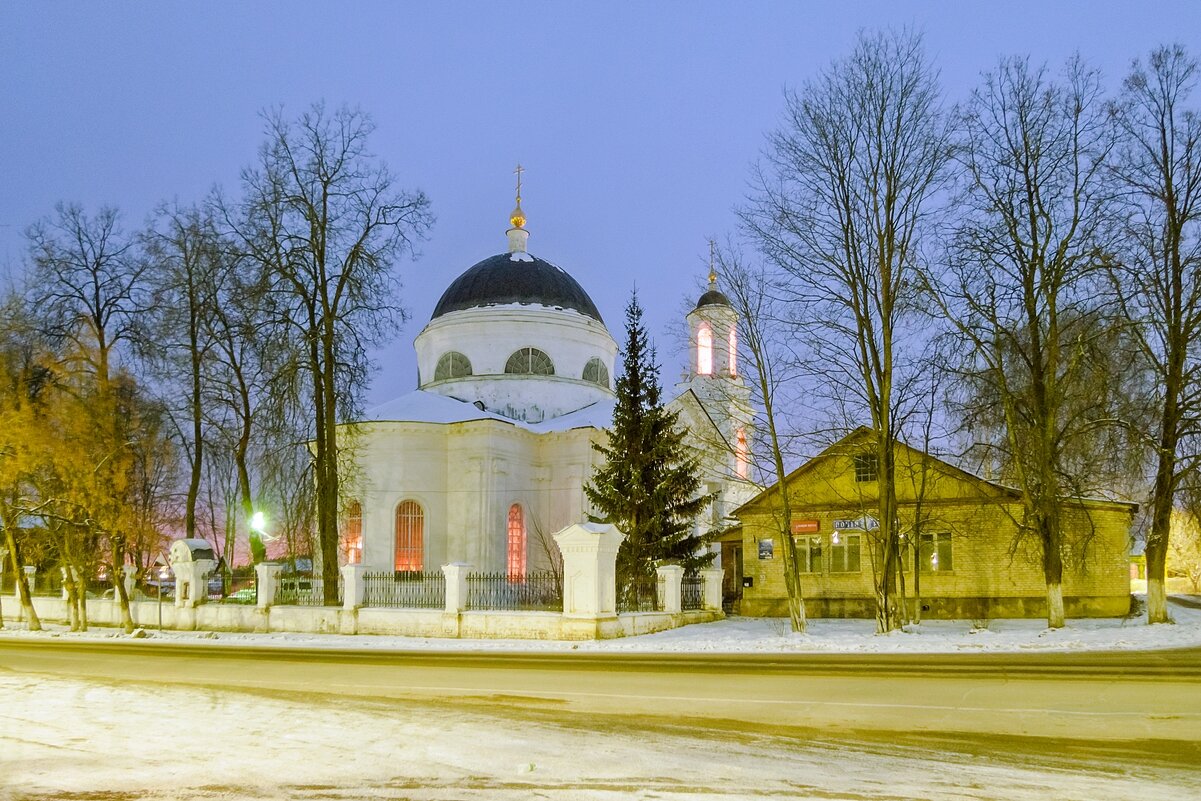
[509,163,526,229]
[708,239,718,287]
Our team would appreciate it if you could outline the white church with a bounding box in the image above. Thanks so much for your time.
[337,184,754,577]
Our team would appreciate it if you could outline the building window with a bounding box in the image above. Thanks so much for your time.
[505,347,555,375]
[854,454,879,483]
[830,532,861,573]
[735,427,749,479]
[697,323,713,375]
[919,532,953,572]
[434,351,472,381]
[582,357,609,388]
[729,327,737,376]
[341,500,363,565]
[394,500,424,572]
[507,504,526,580]
[795,535,822,573]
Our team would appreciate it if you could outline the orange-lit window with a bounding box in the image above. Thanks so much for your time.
[697,323,713,375]
[735,428,749,479]
[729,328,738,376]
[342,500,363,565]
[507,504,527,580]
[394,500,424,571]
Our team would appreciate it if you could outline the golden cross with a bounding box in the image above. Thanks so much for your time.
[708,238,718,286]
[514,163,524,202]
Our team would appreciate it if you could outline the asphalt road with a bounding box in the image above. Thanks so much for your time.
[3,637,1199,747]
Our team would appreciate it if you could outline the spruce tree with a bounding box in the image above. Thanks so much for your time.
[586,292,713,585]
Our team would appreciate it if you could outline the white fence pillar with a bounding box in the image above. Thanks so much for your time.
[123,565,137,599]
[553,523,625,619]
[19,565,35,598]
[61,566,77,600]
[656,564,683,614]
[699,568,724,611]
[340,564,366,610]
[254,562,284,609]
[442,563,471,614]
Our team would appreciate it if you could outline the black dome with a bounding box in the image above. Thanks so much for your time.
[695,289,732,309]
[432,253,604,323]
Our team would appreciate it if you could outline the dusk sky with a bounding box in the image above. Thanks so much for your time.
[3,2,1198,406]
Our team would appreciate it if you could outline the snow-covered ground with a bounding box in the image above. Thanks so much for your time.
[3,596,1199,654]
[1,669,1196,801]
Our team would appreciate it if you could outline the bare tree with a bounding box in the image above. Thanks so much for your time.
[1109,45,1201,624]
[223,104,432,601]
[927,56,1125,628]
[743,29,952,632]
[713,245,808,631]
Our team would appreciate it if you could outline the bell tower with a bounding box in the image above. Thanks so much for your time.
[680,243,754,483]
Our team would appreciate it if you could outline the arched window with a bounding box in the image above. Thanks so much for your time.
[394,500,424,572]
[505,347,555,375]
[582,357,609,388]
[341,500,363,565]
[697,323,713,375]
[728,328,738,376]
[434,351,472,381]
[735,427,749,479]
[507,504,526,580]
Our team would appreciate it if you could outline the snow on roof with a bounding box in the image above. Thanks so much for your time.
[362,389,615,433]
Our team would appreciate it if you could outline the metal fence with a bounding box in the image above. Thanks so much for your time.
[275,576,342,607]
[681,574,704,611]
[617,575,664,613]
[362,571,446,609]
[466,571,562,611]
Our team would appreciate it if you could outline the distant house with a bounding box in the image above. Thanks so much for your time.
[728,429,1135,619]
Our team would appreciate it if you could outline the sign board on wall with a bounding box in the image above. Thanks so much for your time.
[758,539,774,559]
[791,519,820,534]
[833,516,879,531]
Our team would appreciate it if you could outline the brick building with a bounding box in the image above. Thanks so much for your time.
[726,429,1135,619]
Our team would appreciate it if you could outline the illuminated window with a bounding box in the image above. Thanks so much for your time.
[830,532,861,573]
[735,427,749,479]
[582,357,609,388]
[434,351,472,381]
[729,328,737,376]
[507,504,526,580]
[919,532,953,572]
[341,500,363,565]
[794,535,822,573]
[505,347,555,375]
[854,454,879,482]
[697,323,713,375]
[394,500,424,572]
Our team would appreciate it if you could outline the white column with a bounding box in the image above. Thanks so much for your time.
[656,564,684,614]
[255,562,284,609]
[123,565,137,599]
[340,564,366,611]
[442,563,471,614]
[20,565,35,598]
[699,568,724,611]
[553,523,625,619]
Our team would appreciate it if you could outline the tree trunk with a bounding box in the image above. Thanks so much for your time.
[1043,513,1065,628]
[318,332,342,605]
[110,541,134,634]
[3,524,41,631]
[1145,541,1172,625]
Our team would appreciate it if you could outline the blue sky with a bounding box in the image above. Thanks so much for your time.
[2,2,1198,403]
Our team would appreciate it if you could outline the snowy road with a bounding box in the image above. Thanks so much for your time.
[1,639,1200,800]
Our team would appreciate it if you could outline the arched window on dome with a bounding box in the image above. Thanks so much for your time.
[697,323,713,375]
[434,351,472,381]
[728,328,738,376]
[394,500,424,572]
[735,427,749,479]
[506,503,526,580]
[505,347,555,376]
[341,500,363,565]
[582,358,609,388]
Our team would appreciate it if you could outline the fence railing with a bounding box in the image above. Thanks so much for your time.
[617,575,663,613]
[466,571,562,611]
[681,574,704,611]
[362,571,446,609]
[275,576,342,607]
